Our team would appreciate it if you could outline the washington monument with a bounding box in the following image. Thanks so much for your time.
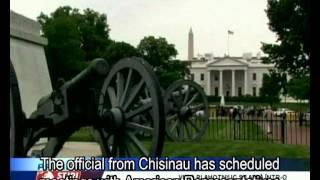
[188,28,194,60]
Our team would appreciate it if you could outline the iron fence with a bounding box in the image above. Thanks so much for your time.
[204,112,310,145]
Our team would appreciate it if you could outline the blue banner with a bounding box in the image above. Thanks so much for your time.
[10,157,309,172]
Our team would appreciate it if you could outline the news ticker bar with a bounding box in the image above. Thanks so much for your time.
[11,171,310,180]
[10,157,309,171]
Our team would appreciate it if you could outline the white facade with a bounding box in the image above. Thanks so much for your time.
[188,56,274,97]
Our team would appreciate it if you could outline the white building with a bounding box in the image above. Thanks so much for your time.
[186,28,275,97]
[188,55,274,97]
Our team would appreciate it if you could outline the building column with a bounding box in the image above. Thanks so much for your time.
[244,70,247,95]
[231,70,235,96]
[207,71,211,95]
[219,70,223,96]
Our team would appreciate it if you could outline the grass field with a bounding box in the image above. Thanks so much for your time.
[68,125,309,159]
[69,118,269,142]
[162,140,309,159]
[68,127,96,142]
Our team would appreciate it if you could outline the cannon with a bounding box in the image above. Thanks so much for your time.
[95,78,210,151]
[11,58,209,158]
[163,80,209,142]
[93,72,209,157]
[10,57,166,157]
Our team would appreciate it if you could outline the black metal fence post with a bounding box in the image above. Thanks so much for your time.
[281,113,287,144]
[233,117,236,140]
[299,112,303,127]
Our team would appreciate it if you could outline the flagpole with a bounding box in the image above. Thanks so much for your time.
[227,32,230,56]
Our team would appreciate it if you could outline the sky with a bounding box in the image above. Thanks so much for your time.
[10,0,278,60]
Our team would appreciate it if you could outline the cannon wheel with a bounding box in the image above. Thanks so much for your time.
[10,61,25,157]
[95,57,165,157]
[164,80,209,142]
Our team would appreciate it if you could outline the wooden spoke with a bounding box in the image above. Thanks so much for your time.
[123,79,145,111]
[126,122,154,134]
[116,72,125,103]
[120,69,133,107]
[125,102,152,120]
[178,121,184,141]
[127,132,149,156]
[186,119,200,132]
[107,87,118,107]
[185,123,193,140]
[185,92,199,107]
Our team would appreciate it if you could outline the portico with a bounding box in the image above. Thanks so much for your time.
[207,68,247,97]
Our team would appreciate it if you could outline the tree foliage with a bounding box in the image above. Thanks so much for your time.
[287,75,310,100]
[37,6,110,86]
[137,36,189,88]
[156,60,190,88]
[78,8,110,60]
[261,0,310,77]
[260,71,283,106]
[38,7,189,89]
[102,41,140,66]
[137,36,177,67]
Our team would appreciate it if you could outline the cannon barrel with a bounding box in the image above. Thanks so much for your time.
[62,58,109,89]
[30,58,109,120]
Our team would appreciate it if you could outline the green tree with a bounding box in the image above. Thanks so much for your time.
[137,36,189,88]
[260,71,283,107]
[78,8,111,61]
[37,6,110,86]
[137,36,177,67]
[102,41,141,66]
[287,75,310,101]
[261,0,310,77]
[37,7,85,86]
[156,60,190,88]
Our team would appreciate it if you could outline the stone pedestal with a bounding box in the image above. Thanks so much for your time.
[10,10,52,145]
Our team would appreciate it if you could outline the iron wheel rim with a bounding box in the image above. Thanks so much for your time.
[96,57,165,157]
[164,80,209,142]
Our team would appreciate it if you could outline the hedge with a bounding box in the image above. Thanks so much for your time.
[206,95,280,103]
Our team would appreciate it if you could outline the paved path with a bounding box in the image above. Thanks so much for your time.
[29,142,102,157]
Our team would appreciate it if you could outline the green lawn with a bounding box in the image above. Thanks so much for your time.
[68,126,309,159]
[68,127,96,142]
[162,140,309,159]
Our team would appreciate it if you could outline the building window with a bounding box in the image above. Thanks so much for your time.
[253,87,256,96]
[191,73,194,80]
[238,87,242,96]
[214,75,218,81]
[215,87,218,96]
[253,73,256,81]
[200,73,204,81]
